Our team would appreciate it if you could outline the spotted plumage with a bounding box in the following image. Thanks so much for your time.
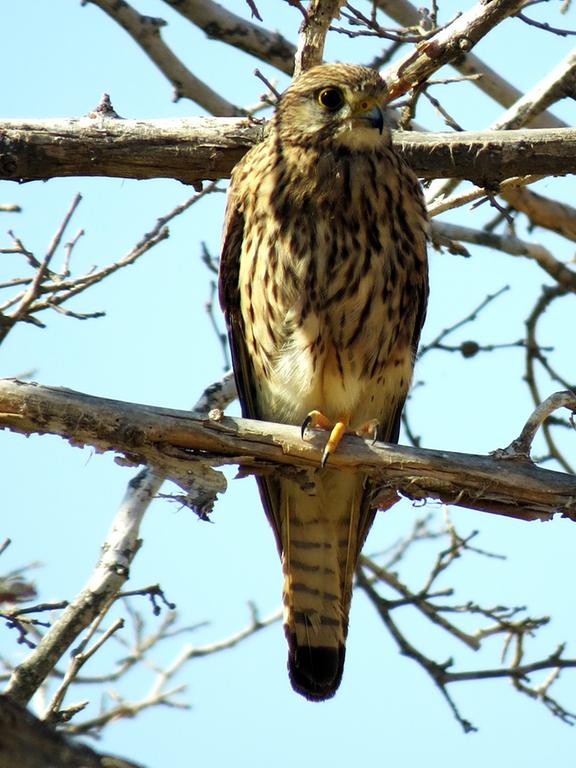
[219,63,428,700]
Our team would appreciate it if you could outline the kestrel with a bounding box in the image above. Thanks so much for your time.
[219,63,429,701]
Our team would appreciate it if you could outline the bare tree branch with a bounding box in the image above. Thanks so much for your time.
[162,0,296,74]
[502,186,576,243]
[294,0,346,75]
[376,0,567,128]
[4,483,142,706]
[0,694,143,768]
[424,29,574,210]
[83,0,244,115]
[524,287,575,474]
[491,47,576,131]
[356,545,576,733]
[0,186,221,345]
[431,221,576,292]
[498,391,576,460]
[381,0,527,99]
[1,116,576,185]
[1,371,237,709]
[0,379,574,524]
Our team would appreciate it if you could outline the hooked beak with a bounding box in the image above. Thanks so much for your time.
[355,102,385,134]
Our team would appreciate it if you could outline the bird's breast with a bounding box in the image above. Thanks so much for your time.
[238,146,426,427]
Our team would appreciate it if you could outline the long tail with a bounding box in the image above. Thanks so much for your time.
[279,470,372,701]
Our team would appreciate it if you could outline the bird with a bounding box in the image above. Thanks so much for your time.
[219,63,429,701]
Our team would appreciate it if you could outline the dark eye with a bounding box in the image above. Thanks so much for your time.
[317,87,345,112]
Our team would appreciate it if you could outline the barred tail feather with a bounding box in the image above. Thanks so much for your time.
[279,471,367,701]
[287,635,345,701]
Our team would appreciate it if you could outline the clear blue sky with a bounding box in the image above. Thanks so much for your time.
[1,2,575,767]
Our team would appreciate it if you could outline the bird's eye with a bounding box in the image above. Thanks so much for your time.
[317,87,345,112]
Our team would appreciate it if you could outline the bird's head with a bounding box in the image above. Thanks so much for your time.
[274,63,390,151]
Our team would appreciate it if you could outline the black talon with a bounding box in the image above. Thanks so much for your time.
[301,414,313,440]
[321,447,330,468]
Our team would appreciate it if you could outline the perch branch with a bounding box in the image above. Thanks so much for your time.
[2,117,576,184]
[0,379,574,524]
[2,372,237,712]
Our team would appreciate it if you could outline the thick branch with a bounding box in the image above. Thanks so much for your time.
[376,0,566,128]
[0,695,142,768]
[164,0,295,73]
[490,48,576,132]
[0,379,574,524]
[382,0,526,98]
[1,117,576,185]
[294,0,346,76]
[426,44,574,209]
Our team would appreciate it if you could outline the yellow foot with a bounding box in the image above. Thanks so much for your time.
[301,410,333,438]
[355,418,380,444]
[301,410,351,467]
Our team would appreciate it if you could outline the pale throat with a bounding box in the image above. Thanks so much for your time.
[332,122,387,151]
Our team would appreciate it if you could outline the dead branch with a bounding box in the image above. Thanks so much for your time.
[293,0,345,75]
[2,116,576,185]
[43,618,126,724]
[165,0,295,75]
[502,186,576,242]
[431,221,576,292]
[0,694,143,768]
[83,0,243,115]
[0,188,222,345]
[425,44,573,215]
[356,549,576,733]
[524,287,575,474]
[490,47,576,132]
[499,392,576,460]
[355,509,576,731]
[381,0,527,99]
[3,476,142,706]
[1,369,237,709]
[0,379,574,524]
[375,0,566,127]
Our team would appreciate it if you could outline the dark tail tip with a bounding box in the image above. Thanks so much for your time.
[287,640,346,701]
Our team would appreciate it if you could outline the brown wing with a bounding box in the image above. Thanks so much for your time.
[218,188,283,551]
[360,241,429,549]
[218,194,258,419]
[382,270,429,445]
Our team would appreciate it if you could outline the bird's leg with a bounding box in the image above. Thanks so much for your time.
[301,411,351,467]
